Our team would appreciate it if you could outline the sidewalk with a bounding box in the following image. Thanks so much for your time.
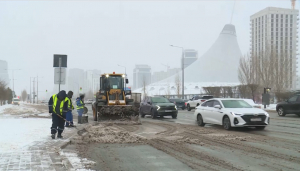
[0,114,92,171]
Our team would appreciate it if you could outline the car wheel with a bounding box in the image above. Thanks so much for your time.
[182,107,185,110]
[223,116,232,130]
[196,103,199,106]
[172,113,177,119]
[297,114,300,117]
[277,107,286,117]
[151,109,156,119]
[197,114,205,127]
[256,126,266,130]
[187,104,191,111]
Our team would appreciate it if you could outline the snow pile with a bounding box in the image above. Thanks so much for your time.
[0,104,13,114]
[0,118,51,152]
[260,104,277,111]
[72,125,144,144]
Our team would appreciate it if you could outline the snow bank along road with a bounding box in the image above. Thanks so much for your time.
[66,107,300,171]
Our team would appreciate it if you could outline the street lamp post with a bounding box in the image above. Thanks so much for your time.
[118,64,127,90]
[30,77,35,103]
[5,69,21,93]
[170,45,185,99]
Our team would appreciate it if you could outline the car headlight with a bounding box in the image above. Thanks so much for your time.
[156,105,160,110]
[230,112,242,116]
[175,105,177,110]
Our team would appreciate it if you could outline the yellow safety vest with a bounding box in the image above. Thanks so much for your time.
[76,100,84,110]
[52,94,65,115]
[65,97,74,110]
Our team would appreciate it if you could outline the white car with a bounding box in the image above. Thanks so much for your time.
[194,98,270,130]
[186,95,213,111]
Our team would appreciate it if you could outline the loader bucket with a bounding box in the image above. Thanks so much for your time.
[97,105,139,121]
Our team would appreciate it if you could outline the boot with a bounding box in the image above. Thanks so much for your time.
[51,134,56,139]
[57,134,63,138]
[78,116,82,124]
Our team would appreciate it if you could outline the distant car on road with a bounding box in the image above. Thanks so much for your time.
[140,96,178,119]
[169,98,186,110]
[12,98,20,106]
[276,94,300,117]
[194,98,270,130]
[186,95,213,111]
[84,99,94,104]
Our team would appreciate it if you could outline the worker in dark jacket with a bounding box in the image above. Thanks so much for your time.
[65,91,75,127]
[48,90,68,139]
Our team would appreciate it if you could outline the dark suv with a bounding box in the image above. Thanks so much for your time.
[140,96,178,119]
[169,98,186,110]
[276,94,300,117]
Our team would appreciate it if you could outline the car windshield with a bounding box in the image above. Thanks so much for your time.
[221,100,253,108]
[151,97,170,103]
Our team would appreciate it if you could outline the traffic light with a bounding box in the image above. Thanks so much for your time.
[80,87,82,91]
[17,96,19,99]
[46,90,47,92]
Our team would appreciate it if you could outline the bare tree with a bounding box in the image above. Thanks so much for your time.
[202,86,221,98]
[238,54,259,101]
[0,80,7,105]
[174,74,181,98]
[21,89,28,102]
[142,76,148,100]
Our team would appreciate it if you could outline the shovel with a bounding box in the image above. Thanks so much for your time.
[54,113,88,136]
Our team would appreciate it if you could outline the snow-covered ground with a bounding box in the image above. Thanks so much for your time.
[260,104,277,111]
[0,118,51,152]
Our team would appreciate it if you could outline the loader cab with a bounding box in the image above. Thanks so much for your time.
[100,74,125,91]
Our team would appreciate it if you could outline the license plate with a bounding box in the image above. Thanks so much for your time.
[165,110,172,112]
[250,118,262,122]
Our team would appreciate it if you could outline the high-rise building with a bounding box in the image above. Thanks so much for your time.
[84,70,101,93]
[67,68,84,96]
[250,7,299,89]
[183,49,198,68]
[0,60,9,85]
[133,65,151,90]
[152,68,181,83]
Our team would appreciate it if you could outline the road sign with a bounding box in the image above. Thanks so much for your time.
[53,55,67,67]
[54,68,66,84]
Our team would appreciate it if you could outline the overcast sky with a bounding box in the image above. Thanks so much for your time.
[0,0,299,97]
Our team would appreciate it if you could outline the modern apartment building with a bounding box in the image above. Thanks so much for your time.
[133,65,151,90]
[250,7,299,89]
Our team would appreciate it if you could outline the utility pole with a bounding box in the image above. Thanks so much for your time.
[170,45,185,99]
[5,69,21,95]
[37,75,38,103]
[33,78,36,104]
[30,77,35,103]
